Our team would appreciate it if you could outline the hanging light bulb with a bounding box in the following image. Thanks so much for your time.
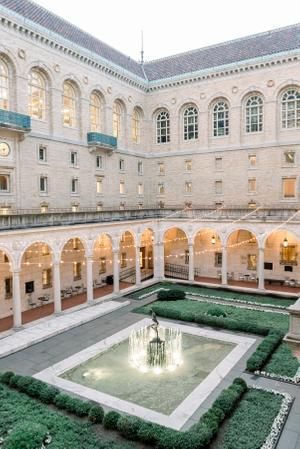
[211,235,216,245]
[283,237,288,248]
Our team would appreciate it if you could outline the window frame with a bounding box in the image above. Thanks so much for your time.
[156,110,170,144]
[0,58,9,110]
[183,106,198,141]
[281,88,300,129]
[62,81,77,128]
[245,95,263,133]
[89,91,102,132]
[39,175,48,194]
[28,69,46,121]
[132,108,141,144]
[213,100,229,137]
[282,177,297,199]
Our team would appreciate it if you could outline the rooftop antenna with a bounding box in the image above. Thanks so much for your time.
[140,30,144,64]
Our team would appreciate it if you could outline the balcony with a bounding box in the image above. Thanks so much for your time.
[87,132,117,151]
[0,109,31,133]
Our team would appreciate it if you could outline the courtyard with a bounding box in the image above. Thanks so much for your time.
[0,282,299,449]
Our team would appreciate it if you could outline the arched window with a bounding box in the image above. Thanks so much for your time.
[113,101,122,138]
[245,95,263,133]
[28,69,46,120]
[90,91,102,132]
[281,88,300,129]
[132,108,141,143]
[62,81,77,127]
[183,106,198,140]
[0,59,9,110]
[213,101,229,137]
[156,110,170,143]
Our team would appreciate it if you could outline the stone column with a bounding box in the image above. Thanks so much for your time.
[86,256,94,304]
[284,298,300,344]
[153,242,164,280]
[258,247,265,290]
[113,249,120,295]
[221,245,228,285]
[135,245,141,286]
[12,269,22,329]
[53,261,62,314]
[188,243,194,282]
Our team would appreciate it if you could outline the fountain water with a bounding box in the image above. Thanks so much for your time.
[128,315,182,374]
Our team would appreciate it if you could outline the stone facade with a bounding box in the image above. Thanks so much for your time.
[1,3,300,331]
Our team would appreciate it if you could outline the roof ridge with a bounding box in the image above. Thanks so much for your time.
[144,22,300,65]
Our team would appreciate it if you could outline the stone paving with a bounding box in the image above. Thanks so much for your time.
[0,292,299,447]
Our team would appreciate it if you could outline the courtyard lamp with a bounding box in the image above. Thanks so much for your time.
[283,237,288,248]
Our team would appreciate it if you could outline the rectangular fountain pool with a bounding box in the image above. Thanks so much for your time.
[34,319,255,429]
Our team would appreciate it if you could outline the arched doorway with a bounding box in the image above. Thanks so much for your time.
[119,231,136,286]
[60,237,87,309]
[227,229,258,287]
[20,242,54,324]
[164,227,188,279]
[93,233,113,297]
[265,230,300,292]
[140,228,154,282]
[194,229,222,283]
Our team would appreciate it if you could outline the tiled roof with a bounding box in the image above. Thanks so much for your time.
[144,24,300,81]
[0,0,146,79]
[1,0,300,83]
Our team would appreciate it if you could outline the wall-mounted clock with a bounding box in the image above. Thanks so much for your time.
[0,142,10,157]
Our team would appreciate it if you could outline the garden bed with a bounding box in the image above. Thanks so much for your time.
[128,282,295,308]
[135,299,289,334]
[213,387,293,449]
[256,342,300,384]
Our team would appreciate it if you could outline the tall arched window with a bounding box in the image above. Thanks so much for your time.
[90,91,102,132]
[62,81,77,127]
[156,110,170,143]
[245,95,263,133]
[113,101,122,138]
[281,88,300,129]
[132,108,141,143]
[213,101,229,137]
[183,106,198,140]
[0,58,9,110]
[28,69,46,120]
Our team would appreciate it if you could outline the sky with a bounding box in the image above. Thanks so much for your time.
[34,0,300,62]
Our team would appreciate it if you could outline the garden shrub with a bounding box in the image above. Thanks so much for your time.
[0,371,14,385]
[117,415,142,440]
[207,306,227,317]
[246,330,284,372]
[157,289,186,301]
[5,420,48,449]
[8,374,22,388]
[53,392,72,410]
[63,396,91,417]
[88,405,104,424]
[157,430,200,449]
[103,410,121,429]
[136,421,163,445]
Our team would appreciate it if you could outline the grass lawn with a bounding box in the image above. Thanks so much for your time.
[213,388,283,449]
[136,299,289,334]
[129,281,295,308]
[0,383,136,449]
[264,342,300,378]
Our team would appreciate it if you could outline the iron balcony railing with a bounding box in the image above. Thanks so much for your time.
[0,108,31,132]
[87,132,117,150]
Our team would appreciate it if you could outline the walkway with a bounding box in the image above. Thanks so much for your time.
[0,282,132,333]
[0,299,130,358]
[195,275,300,295]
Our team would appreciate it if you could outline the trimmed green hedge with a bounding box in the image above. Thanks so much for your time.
[0,382,133,449]
[264,342,300,378]
[136,299,289,335]
[246,330,284,372]
[0,372,247,449]
[157,289,186,301]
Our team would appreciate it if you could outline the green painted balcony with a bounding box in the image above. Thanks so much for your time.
[0,109,31,132]
[87,132,117,151]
